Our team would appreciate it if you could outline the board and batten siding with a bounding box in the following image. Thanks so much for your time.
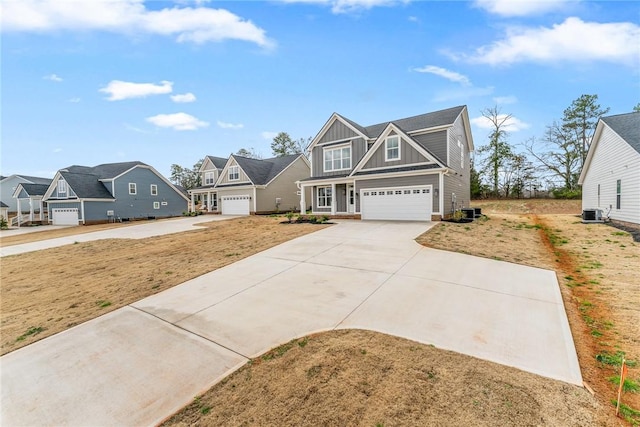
[311,139,367,178]
[218,161,251,185]
[582,125,640,224]
[318,119,359,144]
[412,130,447,164]
[256,157,310,213]
[355,174,440,213]
[111,167,187,220]
[360,132,428,170]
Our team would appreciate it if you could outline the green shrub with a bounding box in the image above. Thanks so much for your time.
[0,216,7,230]
[552,188,582,199]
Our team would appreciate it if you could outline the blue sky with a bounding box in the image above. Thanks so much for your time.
[2,0,638,179]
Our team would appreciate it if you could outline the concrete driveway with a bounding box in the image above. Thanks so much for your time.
[0,220,582,426]
[0,215,236,257]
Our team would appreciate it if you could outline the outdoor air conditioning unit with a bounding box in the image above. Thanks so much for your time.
[582,209,603,223]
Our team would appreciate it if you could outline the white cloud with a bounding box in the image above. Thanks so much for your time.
[1,0,274,48]
[146,112,209,131]
[433,86,494,102]
[261,131,278,140]
[471,114,530,132]
[68,97,81,103]
[100,80,173,101]
[413,65,471,86]
[53,148,62,153]
[124,123,151,134]
[44,73,62,82]
[408,16,419,23]
[473,0,574,17]
[170,92,196,103]
[217,120,244,130]
[458,17,640,67]
[493,95,518,104]
[278,0,407,14]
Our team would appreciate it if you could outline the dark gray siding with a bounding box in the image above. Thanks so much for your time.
[311,139,367,178]
[110,167,187,219]
[361,136,428,170]
[443,174,470,215]
[413,130,447,165]
[355,174,440,213]
[318,119,358,144]
[445,114,471,207]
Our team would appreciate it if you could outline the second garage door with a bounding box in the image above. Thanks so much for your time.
[221,195,250,215]
[360,185,432,221]
[51,208,80,225]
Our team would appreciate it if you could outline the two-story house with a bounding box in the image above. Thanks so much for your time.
[298,105,474,221]
[43,161,188,225]
[188,154,311,215]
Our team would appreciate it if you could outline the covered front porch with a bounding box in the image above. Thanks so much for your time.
[188,187,218,213]
[299,178,357,216]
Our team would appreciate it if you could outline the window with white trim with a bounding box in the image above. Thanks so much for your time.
[57,179,67,195]
[324,146,351,172]
[153,201,160,209]
[150,184,158,196]
[458,139,464,169]
[204,171,216,185]
[228,165,239,181]
[317,186,332,207]
[385,136,400,161]
[129,183,137,195]
[616,179,621,209]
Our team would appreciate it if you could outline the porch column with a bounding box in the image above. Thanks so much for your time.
[331,183,336,215]
[190,192,195,213]
[208,191,212,212]
[17,199,21,227]
[299,185,306,214]
[29,199,34,222]
[38,199,44,220]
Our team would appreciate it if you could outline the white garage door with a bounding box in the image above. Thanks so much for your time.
[52,208,79,225]
[360,185,432,221]
[221,195,250,215]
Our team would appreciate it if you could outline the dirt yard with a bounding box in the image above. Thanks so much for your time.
[417,199,639,426]
[0,216,327,355]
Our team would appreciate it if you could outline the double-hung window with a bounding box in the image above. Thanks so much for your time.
[228,166,239,181]
[317,187,332,207]
[150,184,158,196]
[385,136,400,161]
[129,183,137,195]
[324,146,351,172]
[204,171,216,185]
[57,180,67,195]
[616,179,621,209]
[458,139,464,169]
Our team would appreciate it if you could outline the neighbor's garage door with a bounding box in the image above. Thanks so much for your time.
[360,186,432,221]
[221,195,250,215]
[51,208,79,225]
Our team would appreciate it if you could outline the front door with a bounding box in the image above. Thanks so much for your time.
[347,185,355,213]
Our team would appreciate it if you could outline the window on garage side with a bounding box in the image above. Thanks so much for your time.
[616,179,621,209]
[385,136,400,161]
[317,186,332,207]
[153,201,160,209]
[129,183,137,195]
[150,184,158,196]
[324,146,351,172]
[228,165,240,181]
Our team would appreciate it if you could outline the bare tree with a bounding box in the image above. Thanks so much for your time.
[476,106,515,197]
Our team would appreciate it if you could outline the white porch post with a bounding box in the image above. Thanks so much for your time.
[330,183,336,215]
[29,199,34,222]
[207,191,212,212]
[300,185,306,214]
[190,192,195,213]
[38,199,44,221]
[17,199,21,227]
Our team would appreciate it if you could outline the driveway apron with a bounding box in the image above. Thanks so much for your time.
[1,220,582,426]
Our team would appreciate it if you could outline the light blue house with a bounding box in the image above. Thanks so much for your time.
[43,161,188,225]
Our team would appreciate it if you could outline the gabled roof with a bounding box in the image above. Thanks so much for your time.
[63,161,146,180]
[601,112,640,155]
[0,174,52,185]
[233,154,302,186]
[59,171,114,199]
[362,106,466,139]
[0,201,8,208]
[17,183,50,197]
[204,155,228,170]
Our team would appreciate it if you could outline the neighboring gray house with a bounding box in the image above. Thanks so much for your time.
[12,183,50,226]
[578,111,640,226]
[188,154,311,215]
[43,161,188,225]
[298,105,474,221]
[0,175,52,213]
[188,155,228,212]
[0,202,8,222]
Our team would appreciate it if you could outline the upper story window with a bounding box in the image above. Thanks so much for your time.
[204,171,216,185]
[57,179,67,195]
[228,165,239,181]
[150,184,158,196]
[324,145,351,172]
[457,139,464,169]
[385,136,400,161]
[129,183,137,195]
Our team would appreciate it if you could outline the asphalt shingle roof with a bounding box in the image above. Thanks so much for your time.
[233,154,301,185]
[602,112,640,155]
[58,161,148,199]
[205,155,228,169]
[352,164,441,176]
[19,183,51,196]
[359,106,465,139]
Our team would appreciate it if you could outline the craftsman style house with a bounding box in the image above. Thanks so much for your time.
[298,105,474,221]
[43,161,188,225]
[188,154,311,215]
[579,111,640,226]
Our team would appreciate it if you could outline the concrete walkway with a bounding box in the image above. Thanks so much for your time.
[0,215,236,257]
[0,221,582,426]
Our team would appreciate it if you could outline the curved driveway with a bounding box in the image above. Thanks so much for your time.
[1,220,582,426]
